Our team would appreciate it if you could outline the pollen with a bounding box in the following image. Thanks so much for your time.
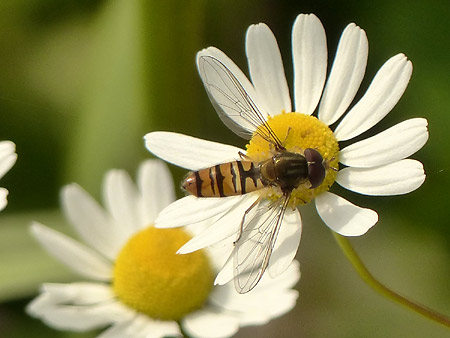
[246,112,339,206]
[113,226,214,321]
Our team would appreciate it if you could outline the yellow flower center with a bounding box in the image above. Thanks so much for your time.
[113,226,213,321]
[246,112,339,206]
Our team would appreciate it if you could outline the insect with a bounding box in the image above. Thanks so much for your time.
[183,55,328,293]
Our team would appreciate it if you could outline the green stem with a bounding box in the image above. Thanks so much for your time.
[177,321,192,338]
[332,232,450,329]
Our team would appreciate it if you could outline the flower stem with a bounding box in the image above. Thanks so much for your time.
[332,232,450,328]
[177,321,192,338]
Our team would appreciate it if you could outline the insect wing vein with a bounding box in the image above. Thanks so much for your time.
[198,55,283,148]
[233,195,290,293]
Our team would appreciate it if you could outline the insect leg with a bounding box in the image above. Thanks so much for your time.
[282,126,292,146]
[238,151,252,161]
[234,197,261,245]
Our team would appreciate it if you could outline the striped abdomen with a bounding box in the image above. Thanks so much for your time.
[183,161,265,197]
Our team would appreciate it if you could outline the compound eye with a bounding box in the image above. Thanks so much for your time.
[304,148,323,164]
[308,162,325,188]
[304,148,325,189]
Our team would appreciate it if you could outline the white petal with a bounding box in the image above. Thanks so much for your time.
[178,194,259,254]
[318,23,368,125]
[214,252,234,285]
[27,283,134,332]
[155,195,244,228]
[206,240,235,272]
[28,295,133,331]
[337,159,425,195]
[292,13,327,115]
[210,262,300,325]
[0,140,17,179]
[99,315,149,338]
[40,282,115,305]
[238,289,298,326]
[339,118,428,168]
[30,222,112,280]
[212,261,300,310]
[258,260,301,291]
[103,169,143,233]
[99,315,180,338]
[146,319,181,338]
[145,132,244,170]
[315,192,378,236]
[0,187,8,211]
[182,308,239,338]
[246,23,291,114]
[97,320,136,338]
[137,160,176,225]
[62,184,126,260]
[268,209,302,278]
[334,54,413,141]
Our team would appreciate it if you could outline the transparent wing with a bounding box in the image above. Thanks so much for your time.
[233,194,291,293]
[197,55,283,149]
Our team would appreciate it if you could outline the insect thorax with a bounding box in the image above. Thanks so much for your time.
[259,152,309,191]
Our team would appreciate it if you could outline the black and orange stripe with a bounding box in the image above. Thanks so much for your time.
[183,160,265,197]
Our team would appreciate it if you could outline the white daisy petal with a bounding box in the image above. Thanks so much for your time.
[143,319,181,338]
[40,282,115,305]
[99,316,180,338]
[30,222,112,281]
[137,160,176,225]
[62,184,126,260]
[268,209,302,278]
[126,315,152,337]
[238,289,299,326]
[315,192,378,236]
[155,195,244,228]
[206,241,235,272]
[246,23,291,114]
[101,315,149,338]
[214,251,234,285]
[183,307,239,338]
[97,320,135,338]
[339,118,428,168]
[0,188,8,211]
[292,13,327,115]
[27,291,54,316]
[318,23,368,125]
[27,282,134,332]
[212,261,300,310]
[210,262,300,326]
[178,194,259,254]
[0,140,15,156]
[0,140,17,179]
[334,53,413,141]
[103,169,142,233]
[337,159,425,195]
[145,132,244,170]
[29,296,133,331]
[197,47,268,137]
[27,291,57,316]
[258,260,301,291]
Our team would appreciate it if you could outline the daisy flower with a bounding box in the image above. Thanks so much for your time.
[144,14,428,291]
[27,160,300,338]
[0,140,17,211]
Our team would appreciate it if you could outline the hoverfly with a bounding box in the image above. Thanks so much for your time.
[183,55,328,293]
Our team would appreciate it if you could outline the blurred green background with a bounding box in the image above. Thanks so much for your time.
[0,0,449,337]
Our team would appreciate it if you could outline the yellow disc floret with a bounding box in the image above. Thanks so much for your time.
[113,226,213,321]
[246,112,339,206]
